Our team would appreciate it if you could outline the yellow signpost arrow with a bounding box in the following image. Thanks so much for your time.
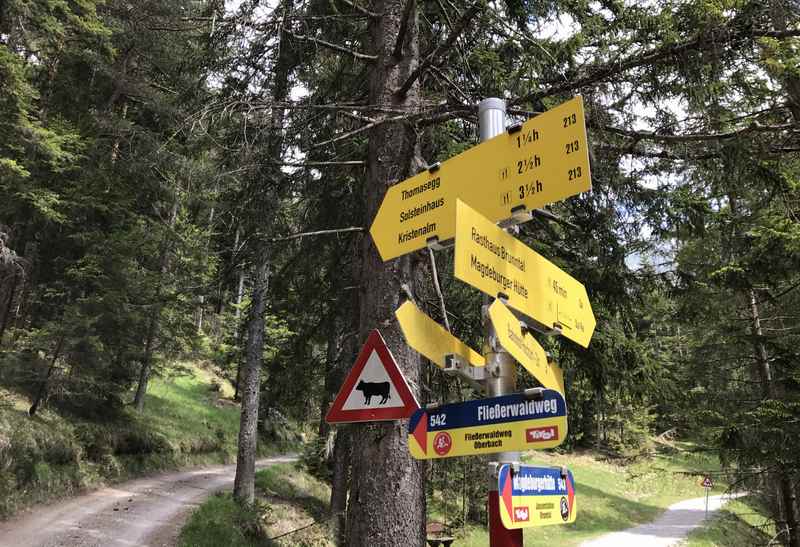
[454,200,596,348]
[370,97,591,261]
[395,301,485,368]
[489,299,564,393]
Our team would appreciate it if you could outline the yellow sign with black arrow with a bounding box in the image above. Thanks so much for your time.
[370,97,591,261]
[489,299,564,393]
[395,301,485,368]
[454,200,596,348]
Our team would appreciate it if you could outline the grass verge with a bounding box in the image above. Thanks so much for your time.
[0,362,282,519]
[450,444,725,546]
[179,462,334,547]
[683,495,775,546]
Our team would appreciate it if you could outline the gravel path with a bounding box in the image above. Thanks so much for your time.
[581,493,741,547]
[0,455,297,547]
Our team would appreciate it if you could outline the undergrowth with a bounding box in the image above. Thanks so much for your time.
[0,362,289,518]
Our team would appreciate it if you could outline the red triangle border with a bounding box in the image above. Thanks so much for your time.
[325,330,420,424]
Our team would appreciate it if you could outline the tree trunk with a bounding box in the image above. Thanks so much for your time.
[233,253,269,505]
[133,199,179,412]
[29,334,65,416]
[233,269,246,401]
[196,198,216,333]
[233,0,296,503]
[344,0,426,543]
[749,290,800,547]
[330,426,351,545]
[0,270,18,347]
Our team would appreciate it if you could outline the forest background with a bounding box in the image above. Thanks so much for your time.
[1,0,799,545]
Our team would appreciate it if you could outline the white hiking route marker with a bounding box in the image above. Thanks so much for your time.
[325,330,420,424]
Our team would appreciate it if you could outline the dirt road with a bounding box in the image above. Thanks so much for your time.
[580,493,741,547]
[0,455,297,547]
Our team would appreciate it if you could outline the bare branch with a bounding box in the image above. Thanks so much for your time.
[310,115,405,149]
[285,30,377,61]
[594,144,719,161]
[392,0,416,60]
[268,160,366,167]
[338,0,382,18]
[269,227,364,243]
[428,247,451,332]
[597,122,797,143]
[395,1,483,98]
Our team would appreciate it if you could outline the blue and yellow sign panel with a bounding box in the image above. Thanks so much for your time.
[408,390,567,460]
[498,464,577,529]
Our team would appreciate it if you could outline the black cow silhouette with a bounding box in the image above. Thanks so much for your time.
[356,380,391,405]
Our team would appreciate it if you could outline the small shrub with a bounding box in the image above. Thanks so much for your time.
[116,427,171,455]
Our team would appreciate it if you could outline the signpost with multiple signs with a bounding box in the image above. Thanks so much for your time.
[408,390,567,460]
[369,97,591,261]
[497,464,577,529]
[326,96,596,544]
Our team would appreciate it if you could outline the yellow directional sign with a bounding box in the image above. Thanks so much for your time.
[370,96,591,261]
[489,299,564,393]
[454,200,596,348]
[396,301,485,368]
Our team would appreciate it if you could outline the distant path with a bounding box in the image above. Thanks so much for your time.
[0,455,298,547]
[581,493,741,547]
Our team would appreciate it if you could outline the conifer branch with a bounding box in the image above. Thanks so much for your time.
[512,27,800,105]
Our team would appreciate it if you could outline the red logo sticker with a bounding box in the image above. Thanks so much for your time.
[526,426,559,443]
[433,432,452,456]
[513,507,530,522]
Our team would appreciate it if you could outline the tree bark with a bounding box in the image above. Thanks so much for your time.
[233,253,269,505]
[233,268,246,401]
[749,290,800,547]
[344,0,426,543]
[0,269,18,347]
[233,0,296,504]
[29,333,65,416]
[330,426,351,545]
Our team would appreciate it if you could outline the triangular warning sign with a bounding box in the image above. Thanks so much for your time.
[325,330,420,424]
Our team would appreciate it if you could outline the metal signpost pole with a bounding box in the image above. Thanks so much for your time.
[480,97,524,547]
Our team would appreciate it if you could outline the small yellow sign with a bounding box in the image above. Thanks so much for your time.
[395,301,485,368]
[454,200,596,348]
[489,300,565,393]
[370,97,591,261]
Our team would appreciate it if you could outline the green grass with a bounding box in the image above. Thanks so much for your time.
[453,444,726,546]
[0,362,265,518]
[683,495,775,546]
[179,463,334,547]
[138,365,242,457]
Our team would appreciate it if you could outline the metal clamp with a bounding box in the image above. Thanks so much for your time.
[523,387,545,400]
[427,162,441,173]
[444,354,486,393]
[426,236,452,251]
[506,122,523,134]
